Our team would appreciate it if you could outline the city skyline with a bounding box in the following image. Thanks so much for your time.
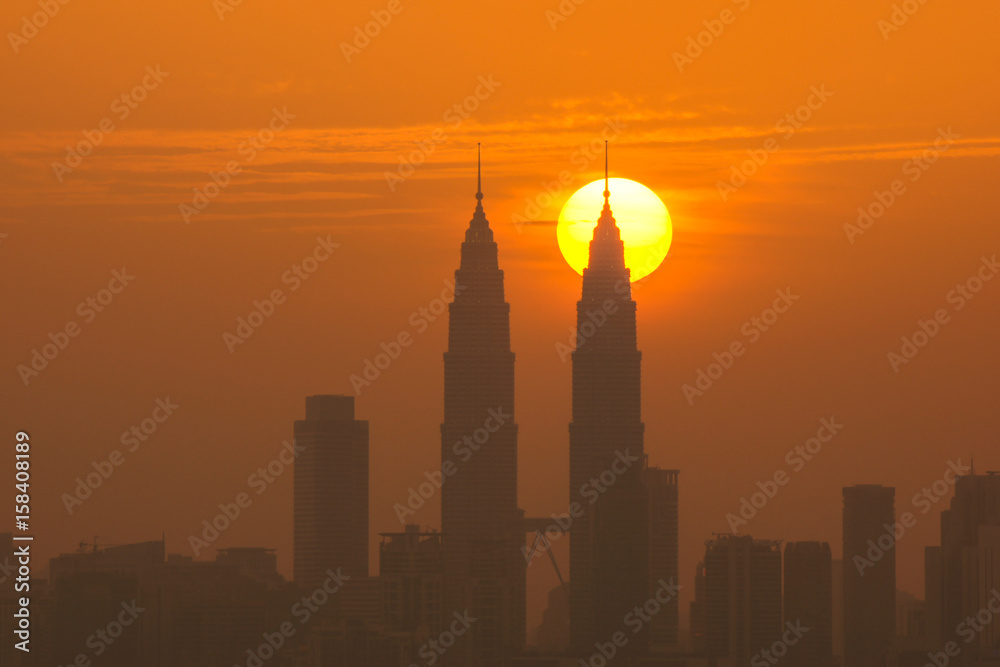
[7,154,999,665]
[3,0,999,661]
[3,145,996,630]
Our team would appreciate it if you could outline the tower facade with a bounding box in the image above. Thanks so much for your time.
[937,472,1000,666]
[440,150,524,665]
[646,467,679,649]
[293,395,369,587]
[842,484,896,667]
[568,154,649,658]
[703,535,782,664]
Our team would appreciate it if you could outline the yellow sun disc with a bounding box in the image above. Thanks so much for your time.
[556,178,672,281]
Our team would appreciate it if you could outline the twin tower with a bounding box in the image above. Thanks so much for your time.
[442,146,649,664]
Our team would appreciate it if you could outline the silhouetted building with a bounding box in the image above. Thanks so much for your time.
[843,484,896,667]
[646,467,679,649]
[832,557,844,660]
[299,618,395,667]
[568,153,649,659]
[49,538,165,582]
[294,395,369,588]
[702,534,782,664]
[149,549,296,666]
[936,471,1000,666]
[536,583,570,651]
[294,573,395,667]
[379,525,443,634]
[46,540,297,667]
[689,562,706,653]
[784,541,833,667]
[440,150,525,665]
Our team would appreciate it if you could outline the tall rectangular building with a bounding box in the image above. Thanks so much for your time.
[702,534,782,664]
[646,467,679,649]
[379,525,443,635]
[440,156,524,666]
[938,472,1000,666]
[784,541,833,667]
[294,395,369,587]
[569,161,649,658]
[843,484,896,667]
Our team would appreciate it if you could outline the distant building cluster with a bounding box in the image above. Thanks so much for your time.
[8,154,1000,666]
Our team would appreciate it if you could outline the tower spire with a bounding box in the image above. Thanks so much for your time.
[466,143,492,242]
[598,140,614,225]
[604,140,610,203]
[474,142,484,214]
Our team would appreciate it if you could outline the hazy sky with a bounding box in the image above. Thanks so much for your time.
[2,0,999,631]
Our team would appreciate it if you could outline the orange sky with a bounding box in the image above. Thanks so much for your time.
[2,0,999,634]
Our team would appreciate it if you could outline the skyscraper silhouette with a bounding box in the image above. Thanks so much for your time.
[784,541,834,667]
[646,467,680,649]
[380,525,444,639]
[440,147,525,665]
[568,146,649,658]
[842,484,896,667]
[294,395,369,588]
[702,534,782,664]
[934,471,1000,666]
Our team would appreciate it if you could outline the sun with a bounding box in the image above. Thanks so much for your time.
[557,178,672,281]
